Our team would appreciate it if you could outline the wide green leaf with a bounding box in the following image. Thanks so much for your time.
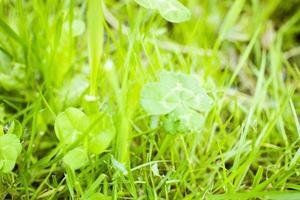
[54,107,89,144]
[63,147,88,170]
[0,134,22,173]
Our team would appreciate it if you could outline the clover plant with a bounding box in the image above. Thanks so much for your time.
[135,0,191,23]
[141,71,213,134]
[54,107,115,170]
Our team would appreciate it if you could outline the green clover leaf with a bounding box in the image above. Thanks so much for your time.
[54,107,89,144]
[171,107,205,131]
[157,0,191,23]
[135,0,158,9]
[140,82,178,115]
[88,113,116,155]
[63,147,88,170]
[135,0,191,23]
[0,134,22,173]
[57,75,89,108]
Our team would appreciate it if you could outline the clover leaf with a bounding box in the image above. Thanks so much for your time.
[141,71,213,133]
[63,147,88,170]
[0,134,22,173]
[57,75,89,109]
[170,107,205,131]
[140,82,178,115]
[135,0,158,9]
[88,113,115,155]
[157,0,191,23]
[135,0,191,23]
[54,107,89,144]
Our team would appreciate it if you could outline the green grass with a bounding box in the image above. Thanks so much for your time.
[1,0,300,199]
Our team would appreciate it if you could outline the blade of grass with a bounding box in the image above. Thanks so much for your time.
[0,18,25,47]
[87,0,104,97]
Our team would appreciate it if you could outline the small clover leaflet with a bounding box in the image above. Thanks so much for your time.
[135,0,191,23]
[141,71,213,133]
[54,107,115,170]
[56,74,89,109]
[55,107,89,145]
[135,0,157,9]
[88,113,116,155]
[63,147,88,170]
[0,134,22,173]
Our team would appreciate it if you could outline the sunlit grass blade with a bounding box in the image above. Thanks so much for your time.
[0,18,25,47]
[87,0,104,97]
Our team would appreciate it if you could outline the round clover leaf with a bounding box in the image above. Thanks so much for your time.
[54,107,89,144]
[0,134,22,173]
[140,82,178,115]
[157,0,191,23]
[87,113,116,155]
[135,0,158,9]
[63,147,88,170]
[135,0,191,23]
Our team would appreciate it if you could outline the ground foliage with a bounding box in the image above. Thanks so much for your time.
[0,0,300,199]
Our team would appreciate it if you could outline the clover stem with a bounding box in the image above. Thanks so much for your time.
[155,134,173,159]
[116,112,130,163]
[180,135,196,182]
